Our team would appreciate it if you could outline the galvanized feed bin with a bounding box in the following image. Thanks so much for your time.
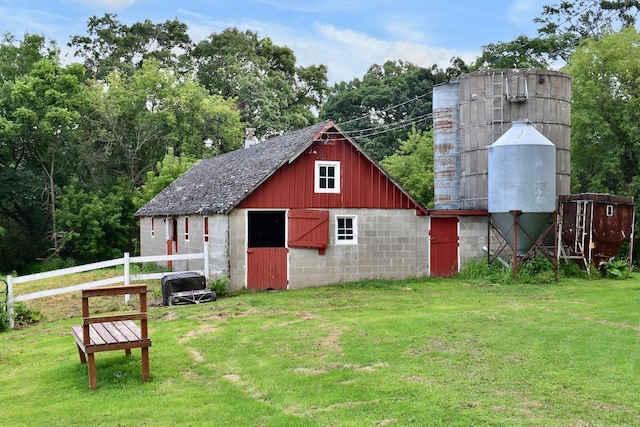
[488,121,556,255]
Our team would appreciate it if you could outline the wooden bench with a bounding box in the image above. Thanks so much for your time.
[71,284,151,390]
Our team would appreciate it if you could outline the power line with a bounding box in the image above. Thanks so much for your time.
[335,3,626,143]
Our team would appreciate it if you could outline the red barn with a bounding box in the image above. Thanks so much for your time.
[135,120,431,290]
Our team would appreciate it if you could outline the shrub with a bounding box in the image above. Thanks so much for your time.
[13,302,43,327]
[602,258,632,279]
[210,275,230,297]
[0,307,8,332]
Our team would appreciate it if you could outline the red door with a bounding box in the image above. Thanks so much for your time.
[430,217,459,277]
[247,248,288,290]
[247,211,288,290]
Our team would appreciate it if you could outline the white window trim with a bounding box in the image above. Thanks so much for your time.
[314,160,340,193]
[335,215,358,245]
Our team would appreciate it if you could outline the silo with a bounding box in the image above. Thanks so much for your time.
[433,82,461,209]
[488,121,556,255]
[457,69,571,210]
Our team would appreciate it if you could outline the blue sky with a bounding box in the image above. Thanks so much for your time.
[0,0,549,83]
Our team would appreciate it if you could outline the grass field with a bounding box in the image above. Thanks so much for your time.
[2,275,640,426]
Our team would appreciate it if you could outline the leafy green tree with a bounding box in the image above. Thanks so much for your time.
[193,28,328,138]
[0,58,88,255]
[133,148,197,210]
[0,33,64,271]
[468,1,640,71]
[565,27,640,197]
[380,127,434,208]
[321,60,447,161]
[535,0,640,62]
[474,35,552,69]
[57,178,131,261]
[84,59,243,187]
[69,13,192,79]
[0,33,59,81]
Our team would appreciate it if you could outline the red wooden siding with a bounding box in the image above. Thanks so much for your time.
[247,247,288,290]
[430,217,459,278]
[237,135,424,211]
[288,210,329,248]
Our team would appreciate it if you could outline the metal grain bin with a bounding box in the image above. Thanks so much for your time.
[488,121,556,255]
[558,193,634,268]
[433,82,461,209]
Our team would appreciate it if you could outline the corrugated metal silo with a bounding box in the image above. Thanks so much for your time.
[488,121,556,255]
[433,82,461,209]
[457,69,571,210]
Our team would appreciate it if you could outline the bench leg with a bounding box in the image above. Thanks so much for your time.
[141,347,150,382]
[125,348,131,356]
[87,353,98,390]
[76,344,87,364]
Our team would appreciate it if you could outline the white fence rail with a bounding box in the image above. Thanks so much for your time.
[5,244,211,329]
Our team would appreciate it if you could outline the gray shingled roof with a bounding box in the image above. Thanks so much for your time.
[135,120,333,216]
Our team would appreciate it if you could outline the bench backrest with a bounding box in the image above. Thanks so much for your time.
[81,284,148,346]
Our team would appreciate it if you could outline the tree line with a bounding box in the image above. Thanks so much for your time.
[1,0,639,272]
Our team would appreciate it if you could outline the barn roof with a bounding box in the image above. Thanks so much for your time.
[135,120,335,216]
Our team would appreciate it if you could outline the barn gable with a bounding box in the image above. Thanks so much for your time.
[135,120,426,217]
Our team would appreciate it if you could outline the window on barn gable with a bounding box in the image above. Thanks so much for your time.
[336,215,357,245]
[314,161,340,193]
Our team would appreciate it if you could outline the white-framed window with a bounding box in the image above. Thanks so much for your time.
[204,216,209,243]
[184,217,189,241]
[335,215,357,245]
[314,161,340,193]
[151,218,155,237]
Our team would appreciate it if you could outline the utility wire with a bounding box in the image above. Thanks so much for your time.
[335,2,624,142]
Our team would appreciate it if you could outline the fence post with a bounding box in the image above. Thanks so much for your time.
[204,242,210,280]
[7,275,14,329]
[124,252,131,303]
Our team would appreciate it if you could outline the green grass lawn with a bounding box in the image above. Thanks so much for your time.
[2,276,640,426]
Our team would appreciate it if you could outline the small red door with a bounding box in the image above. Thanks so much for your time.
[246,210,288,290]
[247,248,288,290]
[430,217,459,277]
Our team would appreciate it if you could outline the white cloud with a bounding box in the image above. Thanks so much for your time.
[509,0,545,25]
[74,0,138,8]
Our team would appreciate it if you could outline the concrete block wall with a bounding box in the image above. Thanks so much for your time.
[228,210,248,291]
[458,215,489,267]
[138,214,230,280]
[288,209,429,289]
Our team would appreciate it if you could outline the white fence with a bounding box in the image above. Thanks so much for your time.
[5,244,211,329]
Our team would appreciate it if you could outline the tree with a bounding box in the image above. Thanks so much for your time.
[380,127,434,208]
[193,28,328,138]
[565,27,640,197]
[321,60,447,161]
[69,13,192,79]
[0,58,88,256]
[133,148,197,210]
[474,35,552,70]
[0,33,65,271]
[84,59,243,188]
[535,0,640,62]
[57,178,131,261]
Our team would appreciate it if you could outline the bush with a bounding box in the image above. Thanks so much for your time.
[13,302,43,327]
[602,258,632,279]
[210,275,230,297]
[0,307,8,332]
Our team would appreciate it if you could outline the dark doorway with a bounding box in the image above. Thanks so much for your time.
[247,211,288,290]
[248,211,285,247]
